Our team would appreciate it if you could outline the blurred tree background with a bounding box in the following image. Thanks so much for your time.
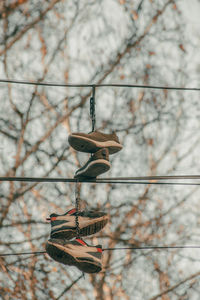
[1,0,200,299]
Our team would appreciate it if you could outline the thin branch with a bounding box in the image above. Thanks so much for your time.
[149,271,200,300]
[0,0,62,56]
[56,274,84,300]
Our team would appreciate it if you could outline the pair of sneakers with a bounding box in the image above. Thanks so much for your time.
[68,131,123,178]
[46,208,108,273]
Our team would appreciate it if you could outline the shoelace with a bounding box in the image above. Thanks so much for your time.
[90,86,96,132]
[75,181,81,238]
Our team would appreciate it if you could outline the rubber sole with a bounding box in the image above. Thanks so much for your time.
[68,135,122,154]
[75,159,111,178]
[46,243,102,273]
[51,217,108,240]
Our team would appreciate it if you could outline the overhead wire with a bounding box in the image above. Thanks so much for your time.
[103,245,200,251]
[0,251,46,256]
[1,246,200,257]
[0,176,200,186]
[0,78,200,91]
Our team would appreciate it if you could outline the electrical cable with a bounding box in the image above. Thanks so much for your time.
[0,78,200,91]
[1,246,200,256]
[0,251,46,256]
[98,175,200,180]
[0,176,200,186]
[1,175,200,182]
[103,245,200,251]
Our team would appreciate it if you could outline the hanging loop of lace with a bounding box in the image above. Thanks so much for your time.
[90,86,96,132]
[75,180,81,238]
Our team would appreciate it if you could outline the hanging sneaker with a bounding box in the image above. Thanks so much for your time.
[68,131,122,154]
[46,238,102,273]
[47,208,108,240]
[74,148,110,179]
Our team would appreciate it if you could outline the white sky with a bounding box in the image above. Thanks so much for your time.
[180,0,200,33]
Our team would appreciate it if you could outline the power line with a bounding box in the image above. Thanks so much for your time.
[103,245,200,251]
[0,176,200,186]
[1,246,200,256]
[0,251,46,256]
[99,175,200,180]
[0,78,200,91]
[1,175,200,182]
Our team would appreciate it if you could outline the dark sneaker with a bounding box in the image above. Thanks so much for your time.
[68,131,122,154]
[46,208,108,240]
[75,148,110,179]
[46,238,102,273]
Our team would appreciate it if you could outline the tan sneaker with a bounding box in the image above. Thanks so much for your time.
[68,131,122,154]
[47,208,109,240]
[46,238,102,273]
[75,148,110,178]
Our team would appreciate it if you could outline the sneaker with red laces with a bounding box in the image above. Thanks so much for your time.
[46,208,108,240]
[46,238,102,273]
[68,131,122,154]
[75,148,110,179]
